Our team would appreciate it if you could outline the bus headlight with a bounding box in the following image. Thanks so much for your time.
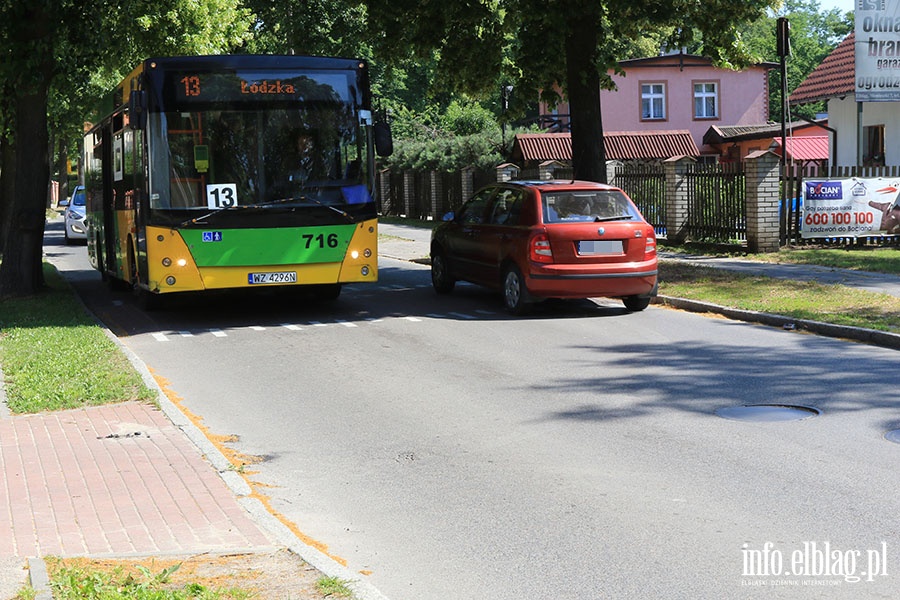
[361,266,370,276]
[350,250,359,259]
[162,257,172,267]
[364,248,372,258]
[165,276,176,286]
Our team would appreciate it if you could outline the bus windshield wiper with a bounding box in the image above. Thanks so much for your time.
[273,194,354,222]
[178,196,305,227]
[178,194,354,227]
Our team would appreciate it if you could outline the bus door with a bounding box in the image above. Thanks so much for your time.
[100,125,118,276]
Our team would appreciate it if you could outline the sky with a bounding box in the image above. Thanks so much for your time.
[817,0,855,14]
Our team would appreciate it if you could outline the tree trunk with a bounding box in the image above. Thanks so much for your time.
[0,134,14,253]
[57,136,69,206]
[565,16,606,183]
[0,84,50,297]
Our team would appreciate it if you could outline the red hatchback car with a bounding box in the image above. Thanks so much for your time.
[430,180,658,314]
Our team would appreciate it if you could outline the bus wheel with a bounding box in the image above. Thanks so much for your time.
[134,288,161,311]
[314,283,342,301]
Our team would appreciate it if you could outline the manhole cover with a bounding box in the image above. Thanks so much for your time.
[716,404,820,422]
[884,430,900,444]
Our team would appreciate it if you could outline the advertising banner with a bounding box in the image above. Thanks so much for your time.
[855,0,900,102]
[802,178,900,238]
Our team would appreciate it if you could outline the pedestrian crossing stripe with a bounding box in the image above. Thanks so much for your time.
[146,311,497,341]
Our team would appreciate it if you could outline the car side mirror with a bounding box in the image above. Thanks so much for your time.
[442,211,455,222]
[129,90,147,130]
[374,121,393,157]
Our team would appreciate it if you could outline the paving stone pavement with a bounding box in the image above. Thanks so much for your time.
[0,400,278,598]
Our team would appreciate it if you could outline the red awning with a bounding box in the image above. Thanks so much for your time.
[771,135,829,162]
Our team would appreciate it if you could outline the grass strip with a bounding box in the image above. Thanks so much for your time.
[661,242,900,275]
[0,263,155,413]
[659,260,900,334]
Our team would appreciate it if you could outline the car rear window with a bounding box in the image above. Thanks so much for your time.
[542,190,638,223]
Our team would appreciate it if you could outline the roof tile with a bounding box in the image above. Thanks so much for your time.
[790,33,855,105]
[514,131,699,162]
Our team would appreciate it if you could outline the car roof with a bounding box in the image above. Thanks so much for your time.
[497,180,622,192]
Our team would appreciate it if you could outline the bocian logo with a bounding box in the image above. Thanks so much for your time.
[806,181,843,200]
[741,541,888,586]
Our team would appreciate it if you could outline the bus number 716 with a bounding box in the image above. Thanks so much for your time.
[303,233,339,249]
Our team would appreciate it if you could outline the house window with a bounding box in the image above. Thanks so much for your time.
[693,82,719,119]
[641,83,666,120]
[864,125,885,166]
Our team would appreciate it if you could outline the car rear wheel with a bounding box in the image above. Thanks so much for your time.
[503,264,531,315]
[431,250,456,294]
[623,295,651,312]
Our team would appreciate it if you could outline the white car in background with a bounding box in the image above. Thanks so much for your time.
[63,185,87,244]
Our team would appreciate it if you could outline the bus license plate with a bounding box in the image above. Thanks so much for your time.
[248,271,298,285]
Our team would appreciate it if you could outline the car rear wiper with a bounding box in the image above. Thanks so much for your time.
[594,215,634,222]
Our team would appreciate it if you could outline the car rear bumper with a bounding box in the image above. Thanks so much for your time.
[526,262,658,299]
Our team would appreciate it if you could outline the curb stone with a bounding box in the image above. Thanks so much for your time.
[654,295,900,350]
[27,557,51,600]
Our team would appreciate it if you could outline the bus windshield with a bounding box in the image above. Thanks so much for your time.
[147,69,370,212]
[148,106,368,211]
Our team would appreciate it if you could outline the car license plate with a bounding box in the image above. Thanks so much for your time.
[248,271,297,284]
[578,240,623,255]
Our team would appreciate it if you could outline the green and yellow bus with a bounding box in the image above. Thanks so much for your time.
[84,55,391,306]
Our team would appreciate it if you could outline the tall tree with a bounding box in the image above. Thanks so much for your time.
[743,0,852,121]
[366,0,780,182]
[243,0,368,57]
[0,0,251,298]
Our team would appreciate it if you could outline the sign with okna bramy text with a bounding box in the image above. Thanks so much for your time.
[802,178,900,238]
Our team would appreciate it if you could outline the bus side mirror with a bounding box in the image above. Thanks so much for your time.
[374,121,393,157]
[129,90,147,130]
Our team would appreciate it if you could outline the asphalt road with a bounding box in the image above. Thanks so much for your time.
[48,220,900,599]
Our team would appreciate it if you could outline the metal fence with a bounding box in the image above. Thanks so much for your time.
[376,161,899,249]
[376,168,493,218]
[610,162,666,236]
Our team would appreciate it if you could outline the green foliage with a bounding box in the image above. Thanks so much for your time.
[242,0,368,57]
[386,131,503,172]
[441,101,500,136]
[741,0,853,120]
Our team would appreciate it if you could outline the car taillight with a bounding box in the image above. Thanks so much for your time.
[530,233,553,263]
[645,232,657,257]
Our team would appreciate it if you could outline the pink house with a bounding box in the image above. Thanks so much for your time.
[542,53,776,158]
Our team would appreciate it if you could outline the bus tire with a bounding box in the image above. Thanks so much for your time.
[314,283,342,301]
[135,288,161,310]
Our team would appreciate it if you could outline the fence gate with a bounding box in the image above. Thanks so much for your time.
[685,162,746,243]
